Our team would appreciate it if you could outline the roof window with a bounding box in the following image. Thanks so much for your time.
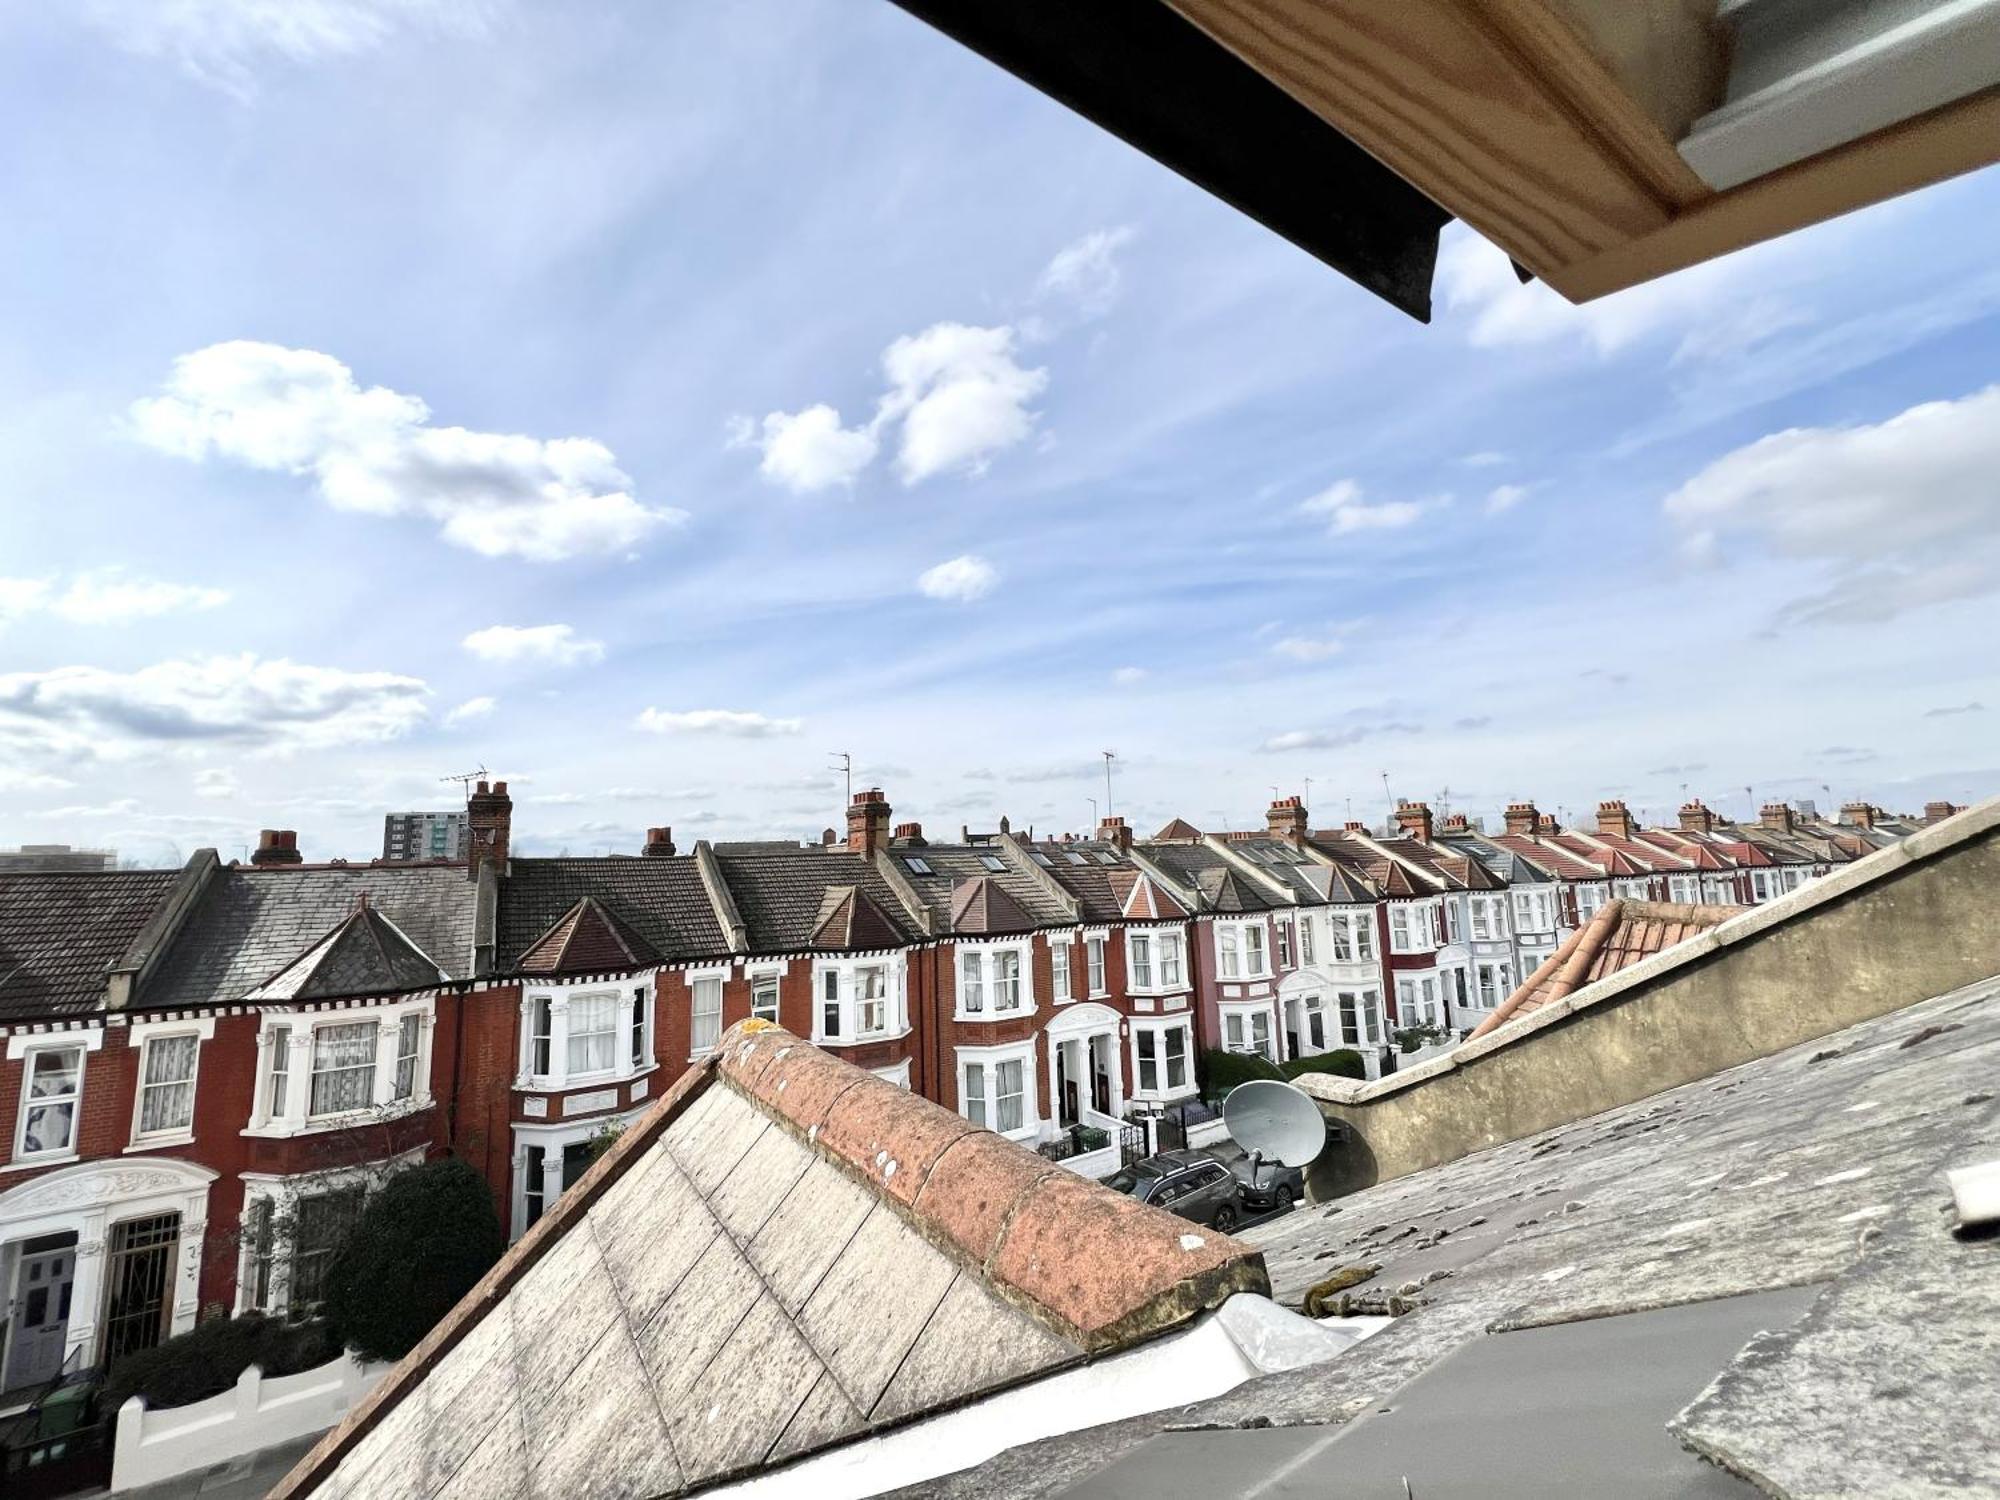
[905,856,934,876]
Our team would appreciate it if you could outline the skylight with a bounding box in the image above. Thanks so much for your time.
[905,856,933,876]
[1095,851,1119,865]
[979,853,1007,872]
[1031,851,1054,867]
[1065,851,1088,865]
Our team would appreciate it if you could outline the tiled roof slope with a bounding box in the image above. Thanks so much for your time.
[1030,841,1137,923]
[949,875,1036,935]
[250,900,446,1001]
[0,869,181,1020]
[1152,817,1203,841]
[811,885,909,950]
[717,847,921,953]
[516,896,663,975]
[1139,843,1276,911]
[498,857,724,971]
[1470,898,1744,1039]
[274,1023,1265,1500]
[896,844,1070,931]
[144,864,476,1011]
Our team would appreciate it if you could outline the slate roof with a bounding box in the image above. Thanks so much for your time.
[930,977,2000,1500]
[497,857,725,972]
[248,899,448,1001]
[276,1023,1267,1500]
[1439,832,1557,885]
[1029,841,1136,923]
[1483,832,1609,882]
[1470,899,1744,1040]
[894,843,1071,932]
[1135,841,1278,913]
[716,847,922,953]
[1216,837,1333,902]
[949,876,1036,936]
[0,869,182,1020]
[145,864,477,1011]
[1316,835,1428,897]
[516,896,663,976]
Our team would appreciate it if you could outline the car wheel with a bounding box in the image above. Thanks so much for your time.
[1213,1204,1239,1233]
[1275,1186,1295,1214]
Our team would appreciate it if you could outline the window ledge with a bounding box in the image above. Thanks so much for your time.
[1,1154,78,1176]
[953,1009,1034,1024]
[814,1025,915,1048]
[241,1097,432,1139]
[125,1133,196,1154]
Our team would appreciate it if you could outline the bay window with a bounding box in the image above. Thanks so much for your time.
[1338,989,1386,1046]
[1218,921,1268,979]
[1131,933,1154,989]
[309,1023,378,1117]
[1222,1007,1276,1062]
[960,951,987,1014]
[1389,903,1435,953]
[391,1014,421,1101]
[1244,923,1267,976]
[15,1045,84,1160]
[993,951,1022,1013]
[958,946,1024,1018]
[690,975,723,1056]
[815,958,909,1040]
[1576,883,1609,919]
[254,1001,434,1134]
[136,1032,200,1139]
[1159,932,1183,987]
[1476,962,1511,1008]
[1395,975,1443,1028]
[1513,890,1552,933]
[958,1044,1036,1137]
[1133,1021,1192,1097]
[567,994,620,1075]
[530,996,553,1074]
[857,966,889,1033]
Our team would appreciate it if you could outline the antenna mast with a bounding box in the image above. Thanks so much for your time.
[829,752,852,809]
[441,766,489,805]
[1101,750,1116,818]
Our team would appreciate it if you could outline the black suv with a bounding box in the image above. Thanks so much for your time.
[1105,1150,1245,1231]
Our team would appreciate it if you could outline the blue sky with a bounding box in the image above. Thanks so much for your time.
[2,0,1997,864]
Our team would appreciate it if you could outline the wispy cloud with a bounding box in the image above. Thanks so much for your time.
[635,708,803,738]
[1924,701,1985,718]
[1298,479,1433,535]
[917,555,998,603]
[461,624,604,666]
[0,570,228,627]
[444,695,497,726]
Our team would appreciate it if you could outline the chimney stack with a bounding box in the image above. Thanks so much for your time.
[1596,800,1635,840]
[1440,812,1469,833]
[846,788,891,856]
[1759,802,1795,833]
[1097,815,1133,853]
[467,779,512,882]
[1394,802,1434,844]
[1678,799,1716,834]
[1503,801,1539,837]
[1265,795,1308,843]
[251,829,301,866]
[1839,802,1877,831]
[1537,813,1559,834]
[1923,800,1961,826]
[891,821,926,847]
[643,826,676,858]
[1343,820,1366,833]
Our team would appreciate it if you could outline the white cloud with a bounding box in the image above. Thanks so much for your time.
[744,404,878,493]
[1261,722,1423,753]
[1111,666,1148,686]
[1462,451,1507,468]
[1484,484,1531,516]
[1299,480,1430,535]
[0,571,228,627]
[1036,227,1135,320]
[1272,635,1344,663]
[86,0,488,100]
[0,654,429,754]
[132,342,683,562]
[193,767,238,798]
[882,324,1047,485]
[444,694,498,726]
[917,554,998,603]
[635,708,804,738]
[461,623,605,666]
[1664,385,2000,625]
[0,768,77,793]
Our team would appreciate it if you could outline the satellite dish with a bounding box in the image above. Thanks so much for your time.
[1223,1079,1327,1169]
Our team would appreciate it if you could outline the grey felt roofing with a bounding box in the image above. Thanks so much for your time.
[145,865,477,1010]
[0,869,182,1020]
[715,847,921,953]
[306,1079,1082,1498]
[921,976,2000,1499]
[497,857,724,971]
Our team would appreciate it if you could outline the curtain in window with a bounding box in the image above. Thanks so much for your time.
[963,1062,987,1127]
[139,1034,199,1134]
[309,1024,377,1116]
[392,1014,421,1099]
[568,994,620,1073]
[691,979,722,1055]
[996,1059,1024,1132]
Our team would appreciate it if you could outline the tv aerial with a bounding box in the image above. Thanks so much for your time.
[1223,1079,1328,1184]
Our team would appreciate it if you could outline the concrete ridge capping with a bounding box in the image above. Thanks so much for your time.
[693,838,749,952]
[269,1021,1266,1500]
[998,829,1082,921]
[1293,796,2000,1202]
[715,1022,1268,1350]
[1199,832,1299,903]
[1121,842,1204,914]
[866,840,939,935]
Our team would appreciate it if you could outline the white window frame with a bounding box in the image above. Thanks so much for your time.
[1129,1019,1194,1101]
[956,1039,1039,1140]
[1575,883,1610,920]
[1298,914,1316,965]
[689,971,724,1059]
[234,1148,427,1313]
[750,972,781,1023]
[1327,909,1376,963]
[1475,961,1512,1008]
[1216,919,1270,979]
[814,955,910,1042]
[1158,930,1185,989]
[249,999,435,1137]
[955,941,1030,1021]
[1668,875,1699,904]
[1395,975,1443,1029]
[11,1037,94,1163]
[128,1015,216,1148]
[1049,936,1074,1004]
[1389,902,1436,954]
[1337,988,1386,1047]
[1086,933,1108,996]
[513,978,656,1093]
[1219,1002,1278,1063]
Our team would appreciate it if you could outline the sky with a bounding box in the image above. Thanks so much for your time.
[1,0,1997,866]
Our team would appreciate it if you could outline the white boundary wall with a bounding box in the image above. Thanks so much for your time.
[112,1352,388,1492]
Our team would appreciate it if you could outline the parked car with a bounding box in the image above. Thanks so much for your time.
[1229,1153,1303,1217]
[1105,1149,1244,1230]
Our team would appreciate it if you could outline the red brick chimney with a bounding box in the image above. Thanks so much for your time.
[1265,795,1308,843]
[1394,802,1433,844]
[891,821,926,847]
[643,826,676,858]
[1923,800,1960,826]
[1343,821,1367,833]
[1440,812,1469,833]
[846,788,891,855]
[467,780,512,881]
[1596,800,1635,840]
[1097,815,1133,853]
[1537,813,1558,834]
[1838,802,1877,831]
[251,829,301,866]
[1759,802,1795,833]
[1678,799,1716,834]
[1503,801,1539,837]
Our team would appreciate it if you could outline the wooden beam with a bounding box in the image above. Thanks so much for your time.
[1550,84,2000,301]
[1165,0,1673,277]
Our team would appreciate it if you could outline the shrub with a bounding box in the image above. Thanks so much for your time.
[1395,1023,1450,1054]
[103,1314,337,1414]
[325,1158,506,1362]
[1200,1048,1284,1101]
[1282,1049,1366,1081]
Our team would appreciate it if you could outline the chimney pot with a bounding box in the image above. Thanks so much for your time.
[1595,800,1635,840]
[466,778,513,882]
[1759,802,1795,833]
[1096,815,1132,853]
[1922,800,1960,825]
[1503,801,1539,837]
[1265,795,1309,843]
[847,788,892,855]
[251,828,303,866]
[643,826,676,858]
[1394,802,1435,844]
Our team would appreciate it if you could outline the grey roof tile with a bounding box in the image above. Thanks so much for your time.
[498,856,722,971]
[0,869,181,1019]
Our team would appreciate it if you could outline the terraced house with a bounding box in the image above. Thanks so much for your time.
[0,780,1945,1390]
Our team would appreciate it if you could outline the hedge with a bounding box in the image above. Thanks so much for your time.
[1281,1049,1366,1081]
[325,1158,506,1362]
[1200,1048,1284,1100]
[102,1314,337,1414]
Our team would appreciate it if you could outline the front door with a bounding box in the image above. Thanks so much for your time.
[1055,1046,1079,1127]
[1091,1038,1113,1116]
[1283,998,1302,1060]
[4,1236,76,1390]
